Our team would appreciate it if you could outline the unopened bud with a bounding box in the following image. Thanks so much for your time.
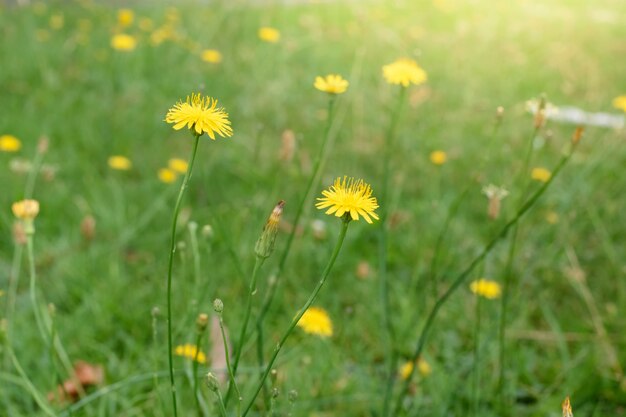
[270,369,278,383]
[572,126,584,146]
[151,306,160,317]
[202,224,214,239]
[255,201,285,259]
[205,372,220,392]
[81,215,96,242]
[196,313,209,332]
[534,95,547,129]
[496,106,504,119]
[271,387,280,399]
[288,389,298,403]
[213,298,224,314]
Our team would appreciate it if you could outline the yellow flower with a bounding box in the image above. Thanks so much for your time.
[314,74,349,95]
[297,306,333,337]
[612,95,626,112]
[0,134,21,152]
[316,176,379,224]
[165,93,233,139]
[108,155,132,170]
[429,150,447,165]
[158,168,178,183]
[49,14,64,30]
[168,158,188,174]
[383,58,427,87]
[174,343,206,364]
[12,199,40,220]
[258,26,280,43]
[111,34,137,51]
[469,278,501,299]
[201,49,222,64]
[117,9,134,27]
[531,167,551,183]
[399,358,432,379]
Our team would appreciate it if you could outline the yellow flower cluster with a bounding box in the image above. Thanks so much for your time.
[383,58,427,87]
[429,150,447,165]
[201,49,223,64]
[108,155,132,171]
[174,344,206,364]
[316,177,379,224]
[314,74,349,95]
[12,199,40,221]
[469,278,501,299]
[158,158,189,184]
[111,33,137,51]
[297,306,333,337]
[0,134,21,152]
[531,167,551,183]
[258,26,280,43]
[399,358,432,379]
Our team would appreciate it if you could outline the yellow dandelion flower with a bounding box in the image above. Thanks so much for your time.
[399,358,432,379]
[469,278,501,299]
[174,343,206,364]
[117,9,134,27]
[12,199,40,221]
[0,134,22,152]
[531,167,551,183]
[201,49,223,64]
[612,95,626,112]
[383,58,427,87]
[49,14,64,30]
[158,168,178,183]
[108,155,132,170]
[168,158,188,174]
[314,74,349,95]
[429,150,447,165]
[258,26,280,43]
[546,211,559,224]
[316,176,379,224]
[297,306,333,337]
[165,93,233,139]
[111,34,137,51]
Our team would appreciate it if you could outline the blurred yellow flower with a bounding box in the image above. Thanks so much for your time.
[168,158,188,174]
[174,343,206,364]
[545,211,559,224]
[429,150,447,165]
[316,176,379,224]
[612,95,626,112]
[314,74,349,95]
[108,155,132,170]
[258,26,280,43]
[399,358,431,379]
[562,396,573,417]
[117,9,134,27]
[165,93,233,139]
[158,168,178,184]
[111,34,137,51]
[531,167,551,183]
[35,29,50,42]
[49,14,64,30]
[138,17,154,32]
[12,199,40,221]
[297,306,333,337]
[383,58,427,87]
[201,49,222,64]
[469,278,501,299]
[0,134,22,152]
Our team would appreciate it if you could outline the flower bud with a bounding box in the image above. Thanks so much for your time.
[271,387,280,399]
[254,201,285,259]
[196,313,209,332]
[81,215,96,242]
[205,372,220,392]
[572,126,584,146]
[288,389,298,403]
[213,298,224,314]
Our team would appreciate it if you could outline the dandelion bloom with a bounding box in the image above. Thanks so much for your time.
[258,26,280,43]
[469,278,501,299]
[108,155,132,170]
[316,176,379,224]
[174,344,206,364]
[12,199,40,220]
[314,74,349,95]
[201,49,222,64]
[0,134,21,152]
[111,34,137,51]
[158,168,177,183]
[49,14,64,30]
[612,95,626,112]
[429,150,447,165]
[531,167,551,183]
[165,93,233,139]
[383,58,427,87]
[297,306,333,337]
[117,9,134,27]
[168,158,188,174]
[545,211,559,224]
[399,358,431,379]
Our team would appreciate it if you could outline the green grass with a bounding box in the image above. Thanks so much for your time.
[1,0,626,416]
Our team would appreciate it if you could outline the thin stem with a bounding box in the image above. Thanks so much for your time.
[166,133,201,417]
[213,390,228,417]
[193,332,204,417]
[243,220,350,417]
[380,86,407,417]
[7,347,57,417]
[392,147,574,416]
[4,243,24,367]
[472,293,483,417]
[218,313,242,417]
[27,235,48,345]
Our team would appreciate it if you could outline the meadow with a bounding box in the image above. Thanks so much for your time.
[1,0,626,416]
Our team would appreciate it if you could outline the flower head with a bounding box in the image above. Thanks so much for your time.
[165,93,233,139]
[158,168,177,183]
[168,158,188,174]
[314,74,349,95]
[613,95,626,112]
[297,306,333,337]
[0,134,21,152]
[429,150,447,165]
[201,49,222,64]
[399,358,431,379]
[383,58,427,87]
[531,167,551,183]
[469,278,501,299]
[117,9,134,27]
[12,199,40,221]
[111,34,137,51]
[108,155,132,170]
[258,26,280,43]
[174,344,206,364]
[316,176,379,224]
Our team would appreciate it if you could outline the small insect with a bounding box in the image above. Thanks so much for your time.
[562,396,573,417]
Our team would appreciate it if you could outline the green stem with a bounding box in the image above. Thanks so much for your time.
[392,147,574,416]
[27,235,48,345]
[381,86,407,417]
[243,220,350,417]
[472,292,483,417]
[193,332,204,417]
[7,347,57,417]
[213,390,228,417]
[219,313,242,417]
[166,133,201,417]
